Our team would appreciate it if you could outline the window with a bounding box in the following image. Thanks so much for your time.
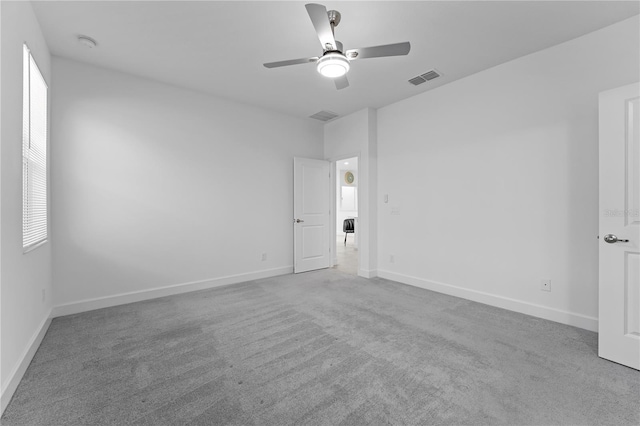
[23,44,48,251]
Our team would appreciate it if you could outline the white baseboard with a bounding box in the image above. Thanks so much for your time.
[51,266,293,318]
[377,270,598,332]
[1,313,52,416]
[358,269,378,279]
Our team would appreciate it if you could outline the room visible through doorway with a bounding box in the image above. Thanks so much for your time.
[334,157,358,275]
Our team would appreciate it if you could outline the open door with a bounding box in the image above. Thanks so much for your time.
[294,157,331,273]
[598,82,640,370]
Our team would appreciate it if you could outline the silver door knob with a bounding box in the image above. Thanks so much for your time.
[294,219,304,223]
[604,234,629,243]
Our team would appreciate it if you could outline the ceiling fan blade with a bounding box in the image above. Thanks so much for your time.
[263,57,319,69]
[346,42,411,60]
[305,3,337,51]
[334,75,349,90]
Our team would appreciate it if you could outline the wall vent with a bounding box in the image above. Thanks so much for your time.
[408,69,441,86]
[309,110,339,122]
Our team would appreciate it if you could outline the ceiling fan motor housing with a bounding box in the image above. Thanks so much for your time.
[330,40,344,53]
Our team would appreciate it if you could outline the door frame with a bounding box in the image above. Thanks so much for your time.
[329,152,361,272]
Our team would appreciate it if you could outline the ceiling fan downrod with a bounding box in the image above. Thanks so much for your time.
[327,10,341,32]
[325,10,341,50]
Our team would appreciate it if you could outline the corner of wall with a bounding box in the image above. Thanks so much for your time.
[366,108,378,273]
[1,0,53,416]
[0,314,52,415]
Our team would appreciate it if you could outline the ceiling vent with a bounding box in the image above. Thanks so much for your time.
[309,110,339,122]
[408,69,441,86]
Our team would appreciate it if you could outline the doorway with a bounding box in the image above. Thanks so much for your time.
[334,156,359,274]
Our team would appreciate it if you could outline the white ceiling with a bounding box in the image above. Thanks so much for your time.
[32,1,639,121]
[339,156,358,171]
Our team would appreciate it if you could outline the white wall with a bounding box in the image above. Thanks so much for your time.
[325,108,377,277]
[377,16,640,331]
[50,58,323,312]
[0,0,53,413]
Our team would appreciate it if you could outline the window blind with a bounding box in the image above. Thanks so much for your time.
[23,44,48,250]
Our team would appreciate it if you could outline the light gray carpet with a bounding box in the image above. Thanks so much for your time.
[2,269,639,425]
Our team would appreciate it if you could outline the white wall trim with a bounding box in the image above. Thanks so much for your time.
[358,269,378,279]
[1,313,52,416]
[52,266,293,318]
[377,270,598,332]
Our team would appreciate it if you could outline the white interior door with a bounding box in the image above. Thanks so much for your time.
[598,82,640,370]
[294,157,330,273]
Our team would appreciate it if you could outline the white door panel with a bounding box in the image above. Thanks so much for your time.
[294,158,330,273]
[598,82,640,370]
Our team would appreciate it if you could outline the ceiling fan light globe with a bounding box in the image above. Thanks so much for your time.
[319,63,348,78]
[317,53,350,78]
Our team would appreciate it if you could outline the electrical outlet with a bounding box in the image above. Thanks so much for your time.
[389,255,395,264]
[541,279,551,292]
[261,253,267,261]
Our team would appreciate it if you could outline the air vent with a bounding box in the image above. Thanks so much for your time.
[408,76,426,86]
[309,110,339,122]
[408,69,441,86]
[420,70,440,81]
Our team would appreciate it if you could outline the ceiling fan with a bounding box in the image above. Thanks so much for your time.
[263,3,411,90]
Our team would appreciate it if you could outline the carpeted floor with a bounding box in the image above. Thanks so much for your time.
[2,269,639,425]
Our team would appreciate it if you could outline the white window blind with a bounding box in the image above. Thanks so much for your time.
[23,44,48,250]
